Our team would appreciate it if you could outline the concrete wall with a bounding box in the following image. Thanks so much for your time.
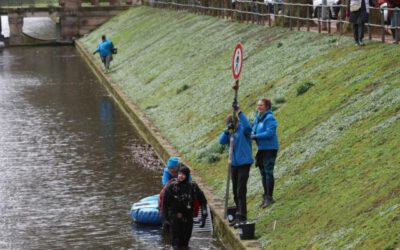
[8,13,24,45]
[3,1,135,45]
[77,9,127,36]
[60,5,131,41]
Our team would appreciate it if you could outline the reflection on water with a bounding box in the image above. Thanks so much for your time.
[0,46,223,249]
[99,96,116,158]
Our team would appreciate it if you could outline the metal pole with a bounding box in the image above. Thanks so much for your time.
[328,11,331,33]
[396,8,399,44]
[224,79,239,219]
[381,8,385,42]
[289,1,292,30]
[307,3,310,31]
[297,4,300,31]
[268,2,272,27]
[368,13,371,40]
[318,12,321,33]
[322,0,327,30]
[282,2,285,27]
[339,5,343,35]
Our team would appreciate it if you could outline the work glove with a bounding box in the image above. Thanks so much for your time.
[227,122,235,131]
[232,101,239,111]
[162,218,170,230]
[200,210,208,228]
[232,84,239,91]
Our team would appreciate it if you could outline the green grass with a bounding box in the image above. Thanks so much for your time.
[80,6,400,249]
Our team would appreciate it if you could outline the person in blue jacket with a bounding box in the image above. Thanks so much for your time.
[162,156,191,186]
[252,98,279,208]
[219,103,253,227]
[93,34,114,71]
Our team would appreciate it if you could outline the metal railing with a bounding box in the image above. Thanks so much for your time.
[144,0,400,44]
[0,0,59,7]
[80,0,139,7]
[0,0,137,8]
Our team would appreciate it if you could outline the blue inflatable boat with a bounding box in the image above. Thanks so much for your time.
[130,194,213,233]
[130,194,162,225]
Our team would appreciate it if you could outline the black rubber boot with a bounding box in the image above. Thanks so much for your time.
[259,195,267,208]
[233,216,247,229]
[261,196,275,209]
[261,179,275,208]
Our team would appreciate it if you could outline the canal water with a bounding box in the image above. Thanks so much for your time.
[0,46,222,249]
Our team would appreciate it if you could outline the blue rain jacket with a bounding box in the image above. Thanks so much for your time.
[219,112,254,167]
[252,110,279,150]
[95,39,114,57]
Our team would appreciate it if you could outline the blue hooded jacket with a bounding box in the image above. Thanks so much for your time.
[252,110,279,150]
[219,112,254,167]
[95,39,114,57]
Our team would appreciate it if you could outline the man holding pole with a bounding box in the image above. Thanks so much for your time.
[219,88,253,227]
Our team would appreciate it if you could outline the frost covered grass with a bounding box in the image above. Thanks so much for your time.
[80,7,400,249]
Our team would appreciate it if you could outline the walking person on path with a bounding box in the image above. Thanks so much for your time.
[252,98,279,209]
[219,95,254,227]
[93,34,115,71]
[347,0,374,46]
[387,0,400,42]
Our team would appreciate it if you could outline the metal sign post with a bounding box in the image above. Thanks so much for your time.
[224,43,243,219]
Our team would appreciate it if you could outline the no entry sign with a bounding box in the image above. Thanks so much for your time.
[231,43,243,80]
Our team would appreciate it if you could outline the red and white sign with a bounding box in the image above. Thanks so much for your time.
[231,43,243,80]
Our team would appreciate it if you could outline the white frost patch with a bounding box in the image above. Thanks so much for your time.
[276,87,400,180]
[379,204,400,216]
[320,228,354,249]
[369,113,400,133]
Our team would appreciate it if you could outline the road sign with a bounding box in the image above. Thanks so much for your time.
[231,43,243,80]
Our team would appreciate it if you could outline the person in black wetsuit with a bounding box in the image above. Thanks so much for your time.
[161,166,208,249]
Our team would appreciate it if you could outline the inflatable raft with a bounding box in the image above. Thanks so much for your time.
[130,194,162,225]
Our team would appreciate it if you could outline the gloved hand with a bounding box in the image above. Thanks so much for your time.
[200,210,208,228]
[232,84,239,91]
[162,219,170,230]
[227,122,235,131]
[232,101,239,111]
[93,51,96,55]
[251,134,257,140]
[345,9,350,18]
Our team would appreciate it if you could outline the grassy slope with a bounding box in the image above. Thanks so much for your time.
[80,7,400,249]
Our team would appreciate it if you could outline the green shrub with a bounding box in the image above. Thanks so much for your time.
[296,82,314,96]
[177,84,190,94]
[197,142,226,163]
[275,97,286,104]
[207,153,221,164]
[145,105,158,110]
